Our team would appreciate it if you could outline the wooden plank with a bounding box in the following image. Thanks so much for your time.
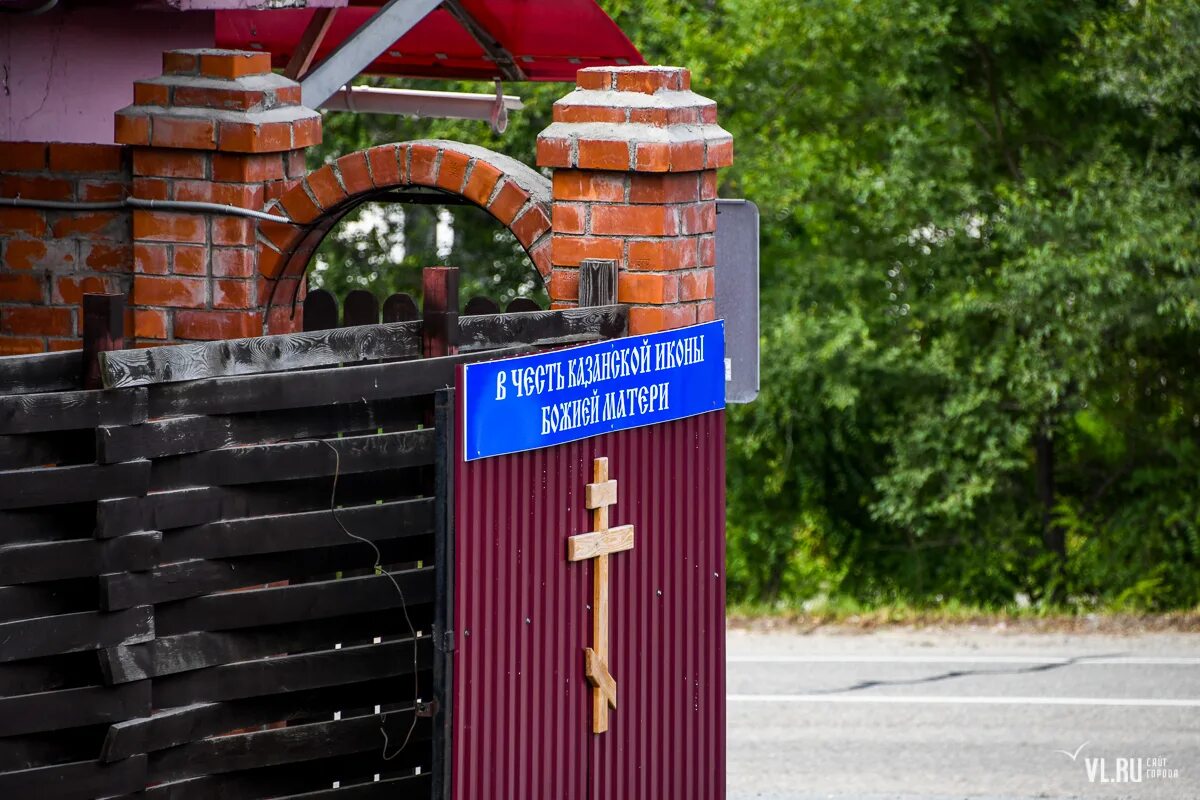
[505,297,541,313]
[0,503,95,546]
[0,651,101,696]
[95,472,425,538]
[0,606,153,663]
[82,293,126,391]
[0,348,82,396]
[456,304,627,352]
[275,774,431,799]
[99,320,423,389]
[0,580,94,623]
[0,726,108,772]
[99,609,422,684]
[149,429,434,491]
[0,386,147,435]
[0,531,160,585]
[154,566,434,636]
[159,497,433,562]
[148,710,427,784]
[101,535,433,610]
[0,679,149,737]
[101,674,416,761]
[579,258,618,306]
[343,289,380,327]
[302,287,340,332]
[422,266,459,357]
[0,458,150,511]
[382,292,418,322]
[0,429,94,470]
[153,636,431,708]
[463,295,500,316]
[140,750,427,800]
[145,344,528,418]
[97,398,422,464]
[567,524,635,561]
[0,754,147,800]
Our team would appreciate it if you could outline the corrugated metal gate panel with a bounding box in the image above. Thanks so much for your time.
[453,407,726,800]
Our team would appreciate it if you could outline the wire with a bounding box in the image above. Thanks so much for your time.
[0,195,298,225]
[321,439,422,761]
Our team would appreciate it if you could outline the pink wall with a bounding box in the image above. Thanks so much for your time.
[0,8,214,144]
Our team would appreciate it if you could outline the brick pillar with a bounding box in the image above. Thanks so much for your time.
[115,49,320,343]
[536,66,732,335]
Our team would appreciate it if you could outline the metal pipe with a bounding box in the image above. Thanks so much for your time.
[0,195,297,225]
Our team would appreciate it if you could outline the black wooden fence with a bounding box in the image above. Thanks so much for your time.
[0,267,625,799]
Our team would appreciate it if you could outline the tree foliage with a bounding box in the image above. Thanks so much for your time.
[314,0,1200,611]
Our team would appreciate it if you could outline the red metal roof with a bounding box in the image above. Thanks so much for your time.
[215,1,644,83]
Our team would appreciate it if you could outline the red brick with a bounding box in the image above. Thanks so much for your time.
[669,140,705,172]
[134,81,170,106]
[219,120,292,153]
[591,204,678,236]
[305,165,347,210]
[633,142,670,172]
[0,273,44,303]
[212,248,255,277]
[530,239,552,279]
[174,309,262,340]
[628,238,698,271]
[0,337,45,355]
[630,106,702,125]
[0,208,47,237]
[553,105,627,124]
[267,302,301,335]
[627,303,696,335]
[366,144,402,188]
[618,272,679,304]
[212,217,254,246]
[279,186,323,224]
[163,51,199,75]
[199,51,271,79]
[80,180,129,202]
[174,180,263,207]
[213,278,255,309]
[552,203,586,235]
[408,144,439,186]
[700,171,718,200]
[6,239,76,271]
[615,68,688,94]
[133,308,168,339]
[576,69,613,90]
[696,299,716,322]
[549,268,579,301]
[536,136,572,168]
[291,115,321,149]
[1,306,73,336]
[84,242,132,272]
[1,175,73,201]
[133,150,207,179]
[553,170,625,202]
[679,269,713,300]
[51,211,126,239]
[487,181,530,226]
[172,245,207,276]
[114,113,150,146]
[629,173,700,204]
[53,275,119,305]
[335,151,372,195]
[577,139,629,171]
[550,235,622,267]
[133,210,206,243]
[285,149,309,180]
[463,160,502,207]
[705,138,734,168]
[152,116,218,150]
[47,338,83,352]
[133,275,206,307]
[133,177,170,200]
[48,143,124,173]
[436,150,471,193]
[698,234,716,267]
[134,243,169,275]
[511,206,551,249]
[212,153,284,182]
[0,142,47,171]
[680,202,716,235]
[174,85,264,112]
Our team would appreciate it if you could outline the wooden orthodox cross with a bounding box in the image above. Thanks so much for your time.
[567,457,634,733]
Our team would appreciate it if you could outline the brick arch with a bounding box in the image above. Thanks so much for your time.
[257,139,553,328]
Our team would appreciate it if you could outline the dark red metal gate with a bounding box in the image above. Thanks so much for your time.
[451,403,726,800]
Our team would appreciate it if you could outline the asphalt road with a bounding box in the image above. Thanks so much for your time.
[727,627,1200,800]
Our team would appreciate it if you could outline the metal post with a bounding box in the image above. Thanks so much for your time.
[82,293,125,390]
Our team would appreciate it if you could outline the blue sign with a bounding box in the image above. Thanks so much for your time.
[462,320,725,460]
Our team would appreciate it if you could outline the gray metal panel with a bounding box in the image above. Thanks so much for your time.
[300,0,442,108]
[714,199,760,403]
